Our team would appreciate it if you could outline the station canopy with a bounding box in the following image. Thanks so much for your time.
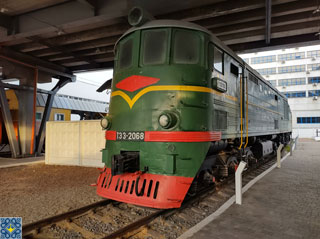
[0,0,319,73]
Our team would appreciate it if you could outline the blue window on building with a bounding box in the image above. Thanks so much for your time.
[307,50,320,58]
[278,52,305,61]
[308,64,320,71]
[278,78,305,86]
[256,67,277,75]
[278,65,305,73]
[283,91,306,98]
[251,55,276,64]
[297,117,320,124]
[308,77,320,84]
[309,90,320,97]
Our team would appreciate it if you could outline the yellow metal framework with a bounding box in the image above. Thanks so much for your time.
[244,78,249,148]
[239,75,249,150]
[238,76,243,149]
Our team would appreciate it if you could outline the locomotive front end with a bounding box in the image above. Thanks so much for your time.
[96,16,221,208]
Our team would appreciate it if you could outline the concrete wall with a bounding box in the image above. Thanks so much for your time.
[45,120,105,167]
[289,97,320,138]
[292,128,320,138]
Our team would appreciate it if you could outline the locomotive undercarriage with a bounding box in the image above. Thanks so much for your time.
[188,132,291,194]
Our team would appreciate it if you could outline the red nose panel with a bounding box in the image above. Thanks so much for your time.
[96,167,193,209]
[116,75,160,92]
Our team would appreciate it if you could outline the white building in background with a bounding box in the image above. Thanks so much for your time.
[240,45,320,139]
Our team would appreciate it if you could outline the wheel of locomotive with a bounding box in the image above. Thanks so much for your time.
[226,156,238,174]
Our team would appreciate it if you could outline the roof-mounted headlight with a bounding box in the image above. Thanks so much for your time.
[128,6,154,27]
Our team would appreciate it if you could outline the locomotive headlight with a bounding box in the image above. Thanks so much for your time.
[100,117,111,129]
[158,112,178,129]
[159,114,170,128]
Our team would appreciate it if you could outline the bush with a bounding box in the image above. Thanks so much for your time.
[285,145,291,152]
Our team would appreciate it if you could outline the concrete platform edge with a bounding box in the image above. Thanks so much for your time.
[178,152,291,239]
[0,159,45,169]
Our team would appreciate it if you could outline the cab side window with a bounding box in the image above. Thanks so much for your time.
[213,47,224,74]
[209,43,224,74]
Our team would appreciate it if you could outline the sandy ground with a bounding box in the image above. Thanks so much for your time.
[0,164,103,224]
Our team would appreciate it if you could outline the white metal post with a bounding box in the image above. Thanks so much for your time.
[277,144,284,168]
[235,161,247,205]
[290,139,293,156]
[294,136,299,150]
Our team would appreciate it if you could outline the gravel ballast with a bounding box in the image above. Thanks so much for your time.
[0,163,103,224]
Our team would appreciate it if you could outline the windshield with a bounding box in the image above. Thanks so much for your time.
[117,28,202,70]
[141,29,168,65]
[173,29,200,64]
[118,37,133,69]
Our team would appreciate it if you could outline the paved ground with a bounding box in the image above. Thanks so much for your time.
[189,140,320,239]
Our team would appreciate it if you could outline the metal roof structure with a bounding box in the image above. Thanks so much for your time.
[36,93,108,113]
[0,0,320,73]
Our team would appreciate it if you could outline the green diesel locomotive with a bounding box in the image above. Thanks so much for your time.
[96,8,292,209]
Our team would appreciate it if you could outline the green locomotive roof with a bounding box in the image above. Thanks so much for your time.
[115,19,287,102]
[115,20,235,59]
[116,20,244,67]
[119,20,212,39]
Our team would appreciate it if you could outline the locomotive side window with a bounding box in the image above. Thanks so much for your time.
[119,37,133,69]
[142,29,168,65]
[213,47,224,73]
[249,73,258,85]
[230,63,239,76]
[173,30,200,64]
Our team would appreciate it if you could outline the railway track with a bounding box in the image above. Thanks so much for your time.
[23,154,279,239]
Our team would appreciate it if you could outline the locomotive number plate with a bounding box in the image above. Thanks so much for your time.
[116,131,145,141]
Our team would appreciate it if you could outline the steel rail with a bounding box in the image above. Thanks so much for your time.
[99,187,214,239]
[101,209,168,239]
[22,199,112,236]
